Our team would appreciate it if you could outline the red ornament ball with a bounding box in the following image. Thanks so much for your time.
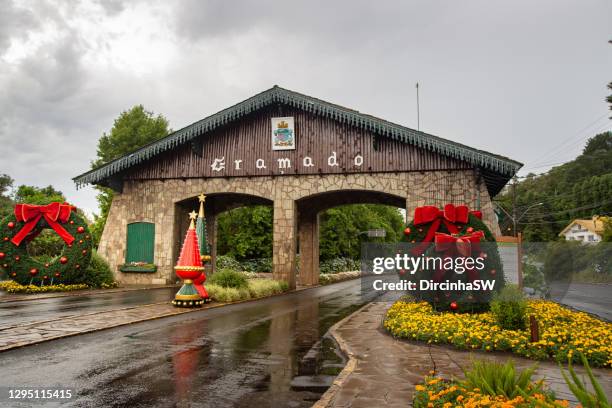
[0,252,5,259]
[418,228,423,233]
[70,220,74,224]
[490,269,496,276]
[30,268,38,276]
[79,240,83,244]
[54,272,61,278]
[77,226,85,233]
[7,221,15,229]
[75,264,80,269]
[82,250,87,255]
[450,301,459,310]
[15,256,20,261]
[44,263,50,268]
[3,237,8,242]
[2,264,7,268]
[11,272,16,277]
[466,227,474,233]
[403,227,411,236]
[43,275,48,280]
[60,256,68,264]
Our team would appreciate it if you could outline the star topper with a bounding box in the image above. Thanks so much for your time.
[189,211,197,220]
[198,193,206,203]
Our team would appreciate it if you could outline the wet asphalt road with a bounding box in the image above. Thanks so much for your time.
[550,282,612,321]
[0,287,178,330]
[0,279,385,408]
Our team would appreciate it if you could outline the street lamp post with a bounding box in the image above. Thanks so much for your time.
[496,202,544,237]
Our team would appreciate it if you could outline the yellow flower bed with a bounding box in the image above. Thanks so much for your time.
[384,300,612,367]
[0,280,89,293]
[413,376,569,408]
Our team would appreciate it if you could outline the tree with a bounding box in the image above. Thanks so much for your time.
[0,174,14,219]
[14,185,65,205]
[91,105,170,246]
[319,204,404,260]
[217,206,273,260]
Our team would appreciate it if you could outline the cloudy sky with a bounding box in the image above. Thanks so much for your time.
[1,0,611,215]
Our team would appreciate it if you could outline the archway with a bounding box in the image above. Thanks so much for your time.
[296,190,407,286]
[174,193,273,275]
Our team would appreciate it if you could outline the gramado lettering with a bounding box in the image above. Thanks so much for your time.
[209,151,364,173]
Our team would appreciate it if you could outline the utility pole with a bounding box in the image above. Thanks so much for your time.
[416,82,420,131]
[512,176,517,236]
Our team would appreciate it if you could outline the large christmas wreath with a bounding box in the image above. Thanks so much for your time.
[0,203,93,285]
[401,204,504,312]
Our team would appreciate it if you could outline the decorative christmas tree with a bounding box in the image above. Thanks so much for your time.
[193,193,209,300]
[172,211,205,308]
[401,204,504,312]
[196,193,210,262]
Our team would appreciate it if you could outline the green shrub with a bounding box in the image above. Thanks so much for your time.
[240,258,272,273]
[209,268,248,289]
[76,250,115,288]
[319,257,360,274]
[207,279,288,302]
[216,255,242,271]
[462,360,544,399]
[490,284,527,330]
[560,353,611,408]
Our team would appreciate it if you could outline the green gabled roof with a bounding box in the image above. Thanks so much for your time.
[74,85,522,192]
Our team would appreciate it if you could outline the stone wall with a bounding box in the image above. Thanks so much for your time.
[98,169,500,286]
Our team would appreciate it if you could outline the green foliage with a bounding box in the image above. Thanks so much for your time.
[319,204,404,260]
[240,258,272,273]
[217,206,272,260]
[495,131,612,241]
[208,268,249,289]
[490,284,527,330]
[215,255,242,270]
[603,218,612,242]
[461,360,543,399]
[14,185,65,205]
[206,279,288,302]
[319,257,360,274]
[91,105,170,248]
[541,240,612,281]
[560,353,611,408]
[0,174,14,220]
[77,250,115,287]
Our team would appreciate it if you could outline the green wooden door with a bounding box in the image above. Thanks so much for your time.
[126,222,155,263]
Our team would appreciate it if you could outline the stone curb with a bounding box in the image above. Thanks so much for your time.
[311,302,372,408]
[0,284,179,303]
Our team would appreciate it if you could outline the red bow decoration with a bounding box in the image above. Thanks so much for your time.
[431,230,484,282]
[11,203,75,246]
[411,204,482,255]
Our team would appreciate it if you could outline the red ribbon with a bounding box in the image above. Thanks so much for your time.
[432,230,484,282]
[11,203,75,246]
[411,204,482,255]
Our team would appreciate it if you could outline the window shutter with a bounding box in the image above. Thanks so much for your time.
[126,222,155,263]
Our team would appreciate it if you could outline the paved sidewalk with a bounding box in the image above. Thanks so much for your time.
[317,301,612,408]
[0,302,196,351]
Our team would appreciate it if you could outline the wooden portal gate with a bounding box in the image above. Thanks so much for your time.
[74,86,521,287]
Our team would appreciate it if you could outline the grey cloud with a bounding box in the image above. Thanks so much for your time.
[0,0,39,54]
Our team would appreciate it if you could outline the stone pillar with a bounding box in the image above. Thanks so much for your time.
[298,209,319,286]
[272,199,297,289]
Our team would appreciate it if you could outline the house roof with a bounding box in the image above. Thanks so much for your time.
[73,85,522,194]
[559,217,607,236]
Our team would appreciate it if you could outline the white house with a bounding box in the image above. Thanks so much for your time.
[559,216,606,243]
